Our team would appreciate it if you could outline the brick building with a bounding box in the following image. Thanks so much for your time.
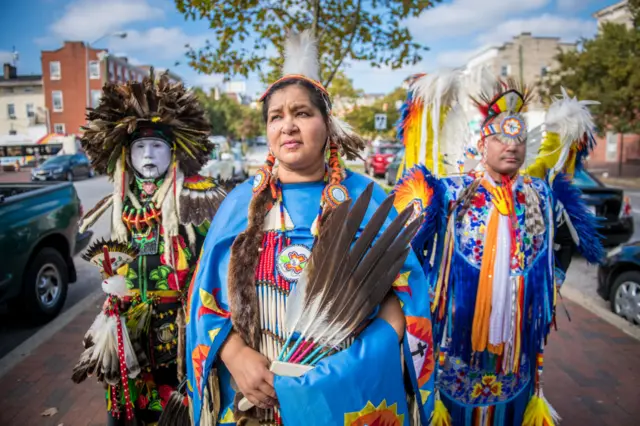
[41,42,156,136]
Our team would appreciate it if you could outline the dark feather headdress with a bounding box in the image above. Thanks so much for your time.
[81,69,213,177]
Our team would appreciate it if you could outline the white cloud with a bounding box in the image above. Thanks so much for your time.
[50,0,164,41]
[435,47,490,68]
[409,0,550,41]
[0,51,14,64]
[107,27,208,62]
[189,73,225,91]
[476,14,597,45]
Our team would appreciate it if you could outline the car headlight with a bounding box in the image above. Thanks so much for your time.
[54,167,64,173]
[607,246,622,258]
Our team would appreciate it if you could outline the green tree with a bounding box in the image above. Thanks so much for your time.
[327,70,363,100]
[195,88,261,139]
[541,3,640,176]
[174,0,440,87]
[541,1,640,136]
[344,86,407,140]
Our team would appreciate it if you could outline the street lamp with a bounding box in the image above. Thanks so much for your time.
[85,32,127,108]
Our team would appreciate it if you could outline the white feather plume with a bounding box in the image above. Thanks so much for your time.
[479,66,498,96]
[283,30,320,81]
[545,87,599,174]
[524,123,545,168]
[441,103,472,175]
[101,275,128,297]
[410,70,465,177]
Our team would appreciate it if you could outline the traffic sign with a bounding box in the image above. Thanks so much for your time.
[374,113,387,130]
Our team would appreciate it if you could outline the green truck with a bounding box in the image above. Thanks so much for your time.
[0,182,92,322]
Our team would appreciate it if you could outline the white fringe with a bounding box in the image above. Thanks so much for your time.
[111,159,129,243]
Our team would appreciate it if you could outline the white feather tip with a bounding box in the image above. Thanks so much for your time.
[101,275,129,298]
[283,30,320,81]
[545,87,599,143]
[410,69,463,106]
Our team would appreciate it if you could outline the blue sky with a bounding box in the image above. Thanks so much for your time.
[0,0,614,97]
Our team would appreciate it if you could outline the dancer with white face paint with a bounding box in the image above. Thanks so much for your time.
[130,138,173,179]
[71,70,227,425]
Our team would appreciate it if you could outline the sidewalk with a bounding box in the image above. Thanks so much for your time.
[0,300,638,426]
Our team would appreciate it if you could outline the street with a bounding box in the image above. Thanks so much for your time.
[0,176,112,359]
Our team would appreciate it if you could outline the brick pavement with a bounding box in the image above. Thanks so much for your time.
[0,300,638,426]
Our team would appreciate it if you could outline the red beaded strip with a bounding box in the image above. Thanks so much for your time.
[113,299,134,420]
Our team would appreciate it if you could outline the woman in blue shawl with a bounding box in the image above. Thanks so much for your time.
[185,30,435,426]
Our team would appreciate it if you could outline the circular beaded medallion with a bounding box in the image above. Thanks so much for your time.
[322,183,349,208]
[252,168,270,193]
[276,244,311,282]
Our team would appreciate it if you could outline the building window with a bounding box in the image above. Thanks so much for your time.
[91,90,102,108]
[52,90,63,112]
[7,103,16,119]
[50,61,61,80]
[500,65,510,77]
[116,65,122,82]
[26,103,34,118]
[124,68,130,81]
[24,86,33,93]
[53,123,66,134]
[109,62,115,81]
[541,66,549,77]
[89,60,100,79]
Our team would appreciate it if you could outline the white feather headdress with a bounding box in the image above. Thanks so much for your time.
[260,30,365,160]
[283,30,320,81]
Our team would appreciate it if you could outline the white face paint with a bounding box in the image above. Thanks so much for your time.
[130,138,172,179]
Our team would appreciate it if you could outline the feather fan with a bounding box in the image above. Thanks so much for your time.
[238,183,420,411]
[72,242,141,387]
[283,29,320,81]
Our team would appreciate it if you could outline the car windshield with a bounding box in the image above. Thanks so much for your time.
[377,146,401,155]
[573,169,601,188]
[42,155,72,166]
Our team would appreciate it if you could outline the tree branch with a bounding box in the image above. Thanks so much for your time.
[323,0,362,87]
[311,0,321,39]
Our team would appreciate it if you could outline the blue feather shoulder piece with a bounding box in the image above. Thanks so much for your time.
[551,173,604,264]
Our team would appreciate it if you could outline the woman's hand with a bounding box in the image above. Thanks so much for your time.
[220,333,277,409]
[377,293,406,342]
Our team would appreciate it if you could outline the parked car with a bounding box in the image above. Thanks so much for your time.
[572,169,634,248]
[201,139,248,182]
[385,148,404,185]
[0,181,93,322]
[365,144,402,177]
[597,241,640,324]
[31,152,94,182]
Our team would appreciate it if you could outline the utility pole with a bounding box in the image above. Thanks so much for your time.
[518,43,524,86]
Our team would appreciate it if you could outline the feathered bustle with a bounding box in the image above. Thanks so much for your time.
[283,29,320,81]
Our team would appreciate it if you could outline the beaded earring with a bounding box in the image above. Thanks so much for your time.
[253,150,276,198]
[322,141,348,208]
